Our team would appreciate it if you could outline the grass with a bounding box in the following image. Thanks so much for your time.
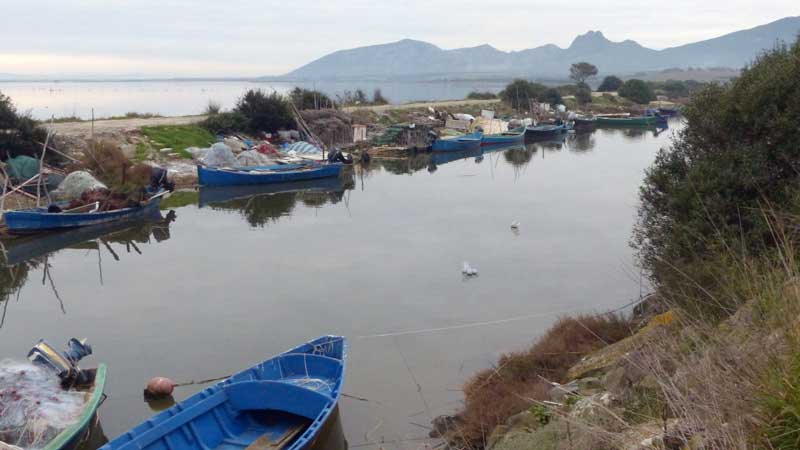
[45,112,164,124]
[140,125,215,159]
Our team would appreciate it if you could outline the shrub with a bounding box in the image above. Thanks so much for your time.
[372,89,389,105]
[597,75,623,92]
[289,88,335,110]
[204,100,222,115]
[466,91,497,100]
[500,79,548,110]
[618,79,654,104]
[80,140,151,193]
[0,90,49,159]
[542,88,563,107]
[575,84,593,105]
[234,89,295,133]
[201,111,249,134]
[633,37,800,290]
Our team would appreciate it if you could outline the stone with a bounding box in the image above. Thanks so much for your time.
[548,380,579,402]
[505,410,539,430]
[159,147,173,154]
[577,376,603,393]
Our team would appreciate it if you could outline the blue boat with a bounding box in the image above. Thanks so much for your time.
[524,124,565,141]
[100,336,347,450]
[197,163,342,187]
[431,131,483,152]
[3,192,166,234]
[481,127,525,147]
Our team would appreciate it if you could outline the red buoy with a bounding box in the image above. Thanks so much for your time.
[145,377,175,398]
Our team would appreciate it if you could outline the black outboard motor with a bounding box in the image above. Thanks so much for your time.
[327,148,354,165]
[28,338,93,387]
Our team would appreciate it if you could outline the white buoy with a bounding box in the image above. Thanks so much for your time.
[462,261,479,276]
[511,221,521,230]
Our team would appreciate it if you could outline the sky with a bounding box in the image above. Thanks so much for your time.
[0,0,797,77]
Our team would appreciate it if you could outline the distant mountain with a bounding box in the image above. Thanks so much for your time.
[280,16,800,80]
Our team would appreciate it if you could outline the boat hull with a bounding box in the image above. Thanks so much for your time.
[481,130,525,147]
[524,125,564,141]
[197,164,342,187]
[100,336,347,450]
[431,132,482,152]
[4,198,163,234]
[595,116,658,127]
[45,364,107,450]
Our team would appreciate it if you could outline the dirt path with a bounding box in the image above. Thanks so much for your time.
[46,115,208,137]
[343,98,500,113]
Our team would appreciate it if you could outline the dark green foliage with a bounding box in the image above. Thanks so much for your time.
[618,79,655,104]
[234,89,295,133]
[763,352,800,450]
[575,83,593,105]
[542,88,563,107]
[500,79,548,110]
[201,111,249,134]
[372,89,389,105]
[466,91,497,100]
[646,79,706,99]
[0,91,48,159]
[289,88,335,110]
[336,89,369,106]
[556,84,578,96]
[598,75,623,92]
[633,38,800,294]
[569,62,598,84]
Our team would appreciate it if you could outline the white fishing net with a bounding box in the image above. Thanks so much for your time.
[0,360,87,450]
[236,150,274,167]
[200,143,237,168]
[51,171,107,201]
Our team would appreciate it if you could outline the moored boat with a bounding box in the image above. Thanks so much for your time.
[595,115,658,127]
[572,117,596,129]
[197,163,342,187]
[100,336,347,450]
[3,191,166,234]
[524,124,565,141]
[45,365,108,450]
[431,131,483,152]
[481,127,525,146]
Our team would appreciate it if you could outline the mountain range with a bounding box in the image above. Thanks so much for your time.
[281,16,800,80]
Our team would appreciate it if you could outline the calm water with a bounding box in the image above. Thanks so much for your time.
[0,80,508,120]
[0,125,673,449]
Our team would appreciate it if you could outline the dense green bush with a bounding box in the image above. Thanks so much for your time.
[542,88,563,107]
[597,75,623,92]
[618,79,655,104]
[234,89,295,133]
[372,89,389,105]
[201,111,249,134]
[500,79,549,109]
[633,38,800,288]
[466,91,497,100]
[0,91,48,158]
[289,88,336,110]
[575,85,593,105]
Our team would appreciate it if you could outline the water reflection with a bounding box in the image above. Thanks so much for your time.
[199,173,356,228]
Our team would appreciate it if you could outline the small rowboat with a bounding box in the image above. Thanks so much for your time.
[3,191,166,234]
[595,115,658,127]
[100,336,346,450]
[481,127,525,146]
[46,365,107,450]
[431,131,483,152]
[197,163,342,187]
[524,124,565,140]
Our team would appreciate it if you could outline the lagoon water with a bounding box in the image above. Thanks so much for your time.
[0,80,509,120]
[0,125,674,449]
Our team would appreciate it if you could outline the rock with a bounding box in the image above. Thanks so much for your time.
[548,380,579,402]
[570,392,624,432]
[429,414,461,438]
[159,147,173,154]
[577,376,603,393]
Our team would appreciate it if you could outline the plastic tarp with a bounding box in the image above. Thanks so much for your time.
[284,141,321,156]
[185,146,210,160]
[237,150,274,167]
[51,171,107,201]
[200,143,237,168]
[5,156,40,180]
[0,360,88,450]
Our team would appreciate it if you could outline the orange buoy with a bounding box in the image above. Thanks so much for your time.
[145,377,175,399]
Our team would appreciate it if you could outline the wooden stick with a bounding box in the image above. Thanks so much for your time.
[0,174,40,200]
[33,141,80,163]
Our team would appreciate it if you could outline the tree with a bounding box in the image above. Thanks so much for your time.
[569,62,598,84]
[575,85,593,105]
[633,37,800,293]
[0,91,48,159]
[234,89,295,133]
[542,88,563,107]
[618,79,654,104]
[499,79,548,110]
[289,88,335,110]
[597,75,623,92]
[372,89,389,105]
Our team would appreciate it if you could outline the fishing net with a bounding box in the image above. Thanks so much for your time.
[0,360,87,450]
[200,143,237,168]
[236,150,274,167]
[51,171,107,201]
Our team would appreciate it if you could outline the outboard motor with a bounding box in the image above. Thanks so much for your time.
[28,338,93,386]
[327,148,354,165]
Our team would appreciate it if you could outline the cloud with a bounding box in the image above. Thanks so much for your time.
[1,0,797,76]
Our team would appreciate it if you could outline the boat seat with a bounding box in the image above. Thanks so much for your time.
[224,381,332,420]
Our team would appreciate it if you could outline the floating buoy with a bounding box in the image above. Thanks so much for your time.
[145,377,175,399]
[462,262,479,277]
[511,221,521,230]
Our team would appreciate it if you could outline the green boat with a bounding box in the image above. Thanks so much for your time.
[45,364,108,450]
[595,116,658,127]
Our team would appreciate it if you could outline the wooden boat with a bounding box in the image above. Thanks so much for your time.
[197,163,342,187]
[657,107,680,117]
[3,192,166,234]
[431,131,483,152]
[99,336,347,450]
[595,115,658,127]
[524,124,565,140]
[46,364,108,450]
[481,127,525,146]
[573,117,596,129]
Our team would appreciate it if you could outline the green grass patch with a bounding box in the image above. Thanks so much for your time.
[134,142,151,162]
[141,125,214,159]
[160,190,199,209]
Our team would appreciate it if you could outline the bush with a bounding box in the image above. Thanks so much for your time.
[234,89,295,133]
[0,91,48,159]
[80,140,150,193]
[500,79,548,110]
[597,75,623,92]
[372,89,389,105]
[542,88,563,107]
[466,91,497,100]
[633,38,800,288]
[618,79,654,104]
[575,84,593,105]
[201,111,249,134]
[204,100,222,115]
[289,88,335,110]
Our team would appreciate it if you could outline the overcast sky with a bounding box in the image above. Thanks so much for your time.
[1,1,797,77]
